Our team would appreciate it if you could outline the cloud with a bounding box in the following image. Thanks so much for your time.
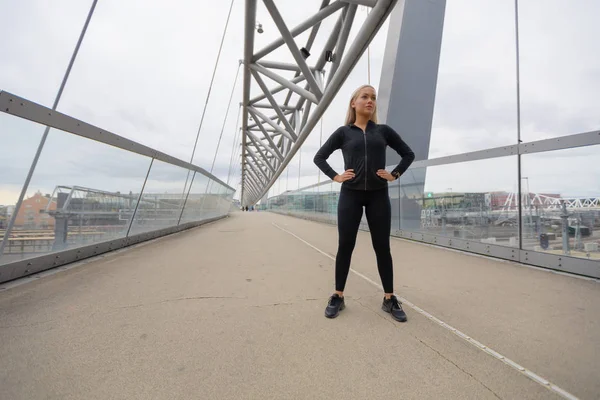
[1,0,598,204]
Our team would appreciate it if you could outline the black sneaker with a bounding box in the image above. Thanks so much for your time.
[325,294,345,318]
[382,295,407,322]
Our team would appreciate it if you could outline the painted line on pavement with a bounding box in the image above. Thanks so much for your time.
[272,222,579,400]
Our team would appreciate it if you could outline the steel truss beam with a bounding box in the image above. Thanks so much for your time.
[241,0,397,205]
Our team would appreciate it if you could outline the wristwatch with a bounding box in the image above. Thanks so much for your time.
[391,171,401,180]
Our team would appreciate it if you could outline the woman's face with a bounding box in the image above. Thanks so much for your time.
[352,87,376,118]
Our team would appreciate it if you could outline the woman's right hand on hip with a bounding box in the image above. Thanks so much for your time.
[334,169,355,183]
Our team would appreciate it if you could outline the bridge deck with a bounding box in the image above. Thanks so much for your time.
[1,212,598,399]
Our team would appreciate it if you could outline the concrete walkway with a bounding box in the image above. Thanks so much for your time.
[1,211,598,399]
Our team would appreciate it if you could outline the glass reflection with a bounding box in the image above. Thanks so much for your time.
[521,146,600,260]
[0,114,45,217]
[179,172,210,224]
[0,112,234,272]
[265,157,521,249]
[128,160,187,236]
[1,123,151,265]
[401,157,519,246]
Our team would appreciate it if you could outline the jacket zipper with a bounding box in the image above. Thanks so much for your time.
[363,130,367,190]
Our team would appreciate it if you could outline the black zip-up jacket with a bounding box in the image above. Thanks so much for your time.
[313,120,415,191]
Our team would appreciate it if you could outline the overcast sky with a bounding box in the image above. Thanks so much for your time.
[1,0,599,206]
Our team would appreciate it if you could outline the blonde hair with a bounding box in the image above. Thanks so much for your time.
[345,84,378,125]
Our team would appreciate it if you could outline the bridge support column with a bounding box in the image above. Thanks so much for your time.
[377,0,446,231]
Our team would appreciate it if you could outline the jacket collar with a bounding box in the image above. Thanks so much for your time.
[349,119,376,130]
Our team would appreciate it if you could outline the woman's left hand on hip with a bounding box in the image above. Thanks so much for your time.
[376,169,395,182]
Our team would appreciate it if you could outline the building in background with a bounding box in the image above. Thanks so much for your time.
[13,191,57,229]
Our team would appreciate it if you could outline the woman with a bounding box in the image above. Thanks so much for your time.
[313,84,415,322]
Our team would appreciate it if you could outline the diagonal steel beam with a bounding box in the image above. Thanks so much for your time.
[305,0,331,51]
[248,127,279,132]
[258,60,319,73]
[253,0,343,61]
[245,163,265,187]
[278,0,331,112]
[293,10,344,118]
[248,106,296,141]
[300,101,312,133]
[263,0,323,101]
[245,173,261,193]
[246,171,260,187]
[247,129,283,162]
[245,187,258,203]
[248,187,259,201]
[245,181,260,201]
[246,151,268,175]
[250,63,318,105]
[279,136,286,157]
[246,142,275,174]
[246,168,261,185]
[341,0,377,7]
[328,4,357,85]
[251,0,398,201]
[249,123,284,161]
[249,130,283,140]
[247,149,274,174]
[248,108,294,129]
[250,68,297,135]
[248,183,259,196]
[248,75,306,104]
[245,174,258,191]
[246,156,269,183]
[252,103,297,111]
[245,188,257,202]
[241,0,397,205]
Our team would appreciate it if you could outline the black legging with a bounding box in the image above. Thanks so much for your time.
[335,185,394,293]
